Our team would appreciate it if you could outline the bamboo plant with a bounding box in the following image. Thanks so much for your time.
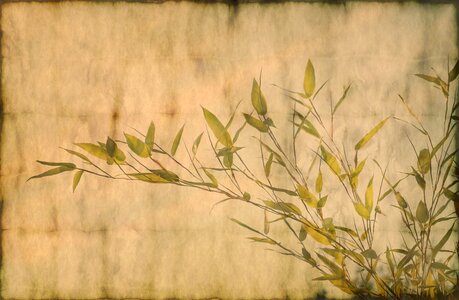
[30,59,459,299]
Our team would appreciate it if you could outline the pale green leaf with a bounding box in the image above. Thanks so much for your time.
[264,153,274,178]
[415,201,429,223]
[365,177,374,212]
[243,113,269,132]
[203,169,218,188]
[417,148,431,174]
[124,134,150,158]
[192,132,204,155]
[145,121,156,149]
[171,125,184,156]
[28,166,74,181]
[251,79,268,115]
[315,169,323,193]
[72,170,84,192]
[355,117,390,151]
[202,107,233,147]
[75,143,109,161]
[354,202,370,220]
[303,59,316,97]
[297,185,318,208]
[320,145,341,176]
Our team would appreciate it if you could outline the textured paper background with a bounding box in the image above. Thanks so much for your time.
[1,1,457,299]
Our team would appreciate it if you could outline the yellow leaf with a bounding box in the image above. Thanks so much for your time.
[297,185,318,208]
[355,117,390,151]
[354,202,370,220]
[303,59,316,97]
[365,177,373,212]
[251,79,268,115]
[202,107,233,147]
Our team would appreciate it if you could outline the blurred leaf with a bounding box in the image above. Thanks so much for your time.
[124,134,150,158]
[365,177,374,212]
[303,59,316,97]
[297,185,318,208]
[203,169,218,188]
[412,167,426,190]
[150,169,179,182]
[72,170,84,192]
[302,223,331,245]
[432,224,455,259]
[37,160,76,169]
[313,274,344,281]
[171,125,184,156]
[431,262,451,270]
[354,202,370,220]
[243,192,251,201]
[75,143,110,161]
[243,113,269,132]
[263,200,302,216]
[417,148,431,174]
[316,253,343,276]
[129,173,169,183]
[415,74,448,97]
[257,138,286,167]
[431,135,448,159]
[251,79,268,115]
[335,226,358,237]
[247,237,276,245]
[293,112,320,138]
[386,247,395,275]
[361,249,378,259]
[223,152,233,168]
[262,184,297,196]
[202,107,233,147]
[443,188,459,202]
[145,121,156,149]
[355,117,390,151]
[216,146,244,157]
[395,192,408,208]
[264,211,269,234]
[299,225,307,241]
[315,170,323,193]
[263,117,275,127]
[448,60,459,82]
[415,201,429,223]
[317,195,328,208]
[320,145,341,176]
[192,132,204,156]
[28,166,74,181]
[333,84,351,114]
[63,148,90,162]
[302,248,312,260]
[233,121,247,143]
[230,218,260,235]
[264,153,274,177]
[106,137,116,157]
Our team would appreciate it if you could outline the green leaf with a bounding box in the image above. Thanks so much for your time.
[412,167,426,190]
[333,84,351,114]
[354,202,370,220]
[203,169,218,188]
[448,60,459,82]
[263,200,302,216]
[72,170,84,192]
[264,153,274,177]
[320,145,341,176]
[63,148,90,162]
[361,249,378,259]
[317,195,328,208]
[251,79,268,115]
[171,125,184,156]
[415,74,449,97]
[443,188,459,202]
[431,262,451,270]
[243,192,251,201]
[315,170,323,193]
[247,237,276,245]
[129,173,169,183]
[75,143,110,161]
[316,253,343,276]
[124,134,150,158]
[299,226,307,241]
[303,59,316,98]
[106,137,116,157]
[192,132,204,156]
[386,247,395,275]
[417,148,431,174]
[415,201,429,223]
[335,226,358,237]
[365,177,374,212]
[355,117,390,151]
[395,192,408,208]
[28,166,74,181]
[223,152,233,168]
[302,248,312,260]
[262,184,297,196]
[297,185,318,208]
[145,121,156,149]
[37,160,76,169]
[150,169,180,182]
[243,113,269,132]
[202,107,233,147]
[230,218,260,235]
[432,224,455,259]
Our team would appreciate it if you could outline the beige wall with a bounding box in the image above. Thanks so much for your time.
[1,2,457,299]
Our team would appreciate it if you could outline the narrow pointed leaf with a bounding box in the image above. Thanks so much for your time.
[247,237,276,245]
[355,117,390,150]
[72,170,84,192]
[129,173,169,183]
[171,125,184,156]
[243,113,269,132]
[124,134,150,158]
[297,185,318,208]
[354,202,370,220]
[303,59,316,97]
[28,166,74,181]
[320,145,341,176]
[203,169,218,188]
[448,60,459,82]
[432,224,455,258]
[202,107,233,147]
[365,177,374,212]
[315,170,323,193]
[145,121,155,149]
[264,153,274,177]
[251,79,268,115]
[37,161,76,169]
[75,143,109,160]
[63,148,90,162]
[192,132,204,155]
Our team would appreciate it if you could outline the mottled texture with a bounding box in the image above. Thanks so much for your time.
[1,2,457,299]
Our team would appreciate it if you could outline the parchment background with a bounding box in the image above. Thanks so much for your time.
[1,1,457,299]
